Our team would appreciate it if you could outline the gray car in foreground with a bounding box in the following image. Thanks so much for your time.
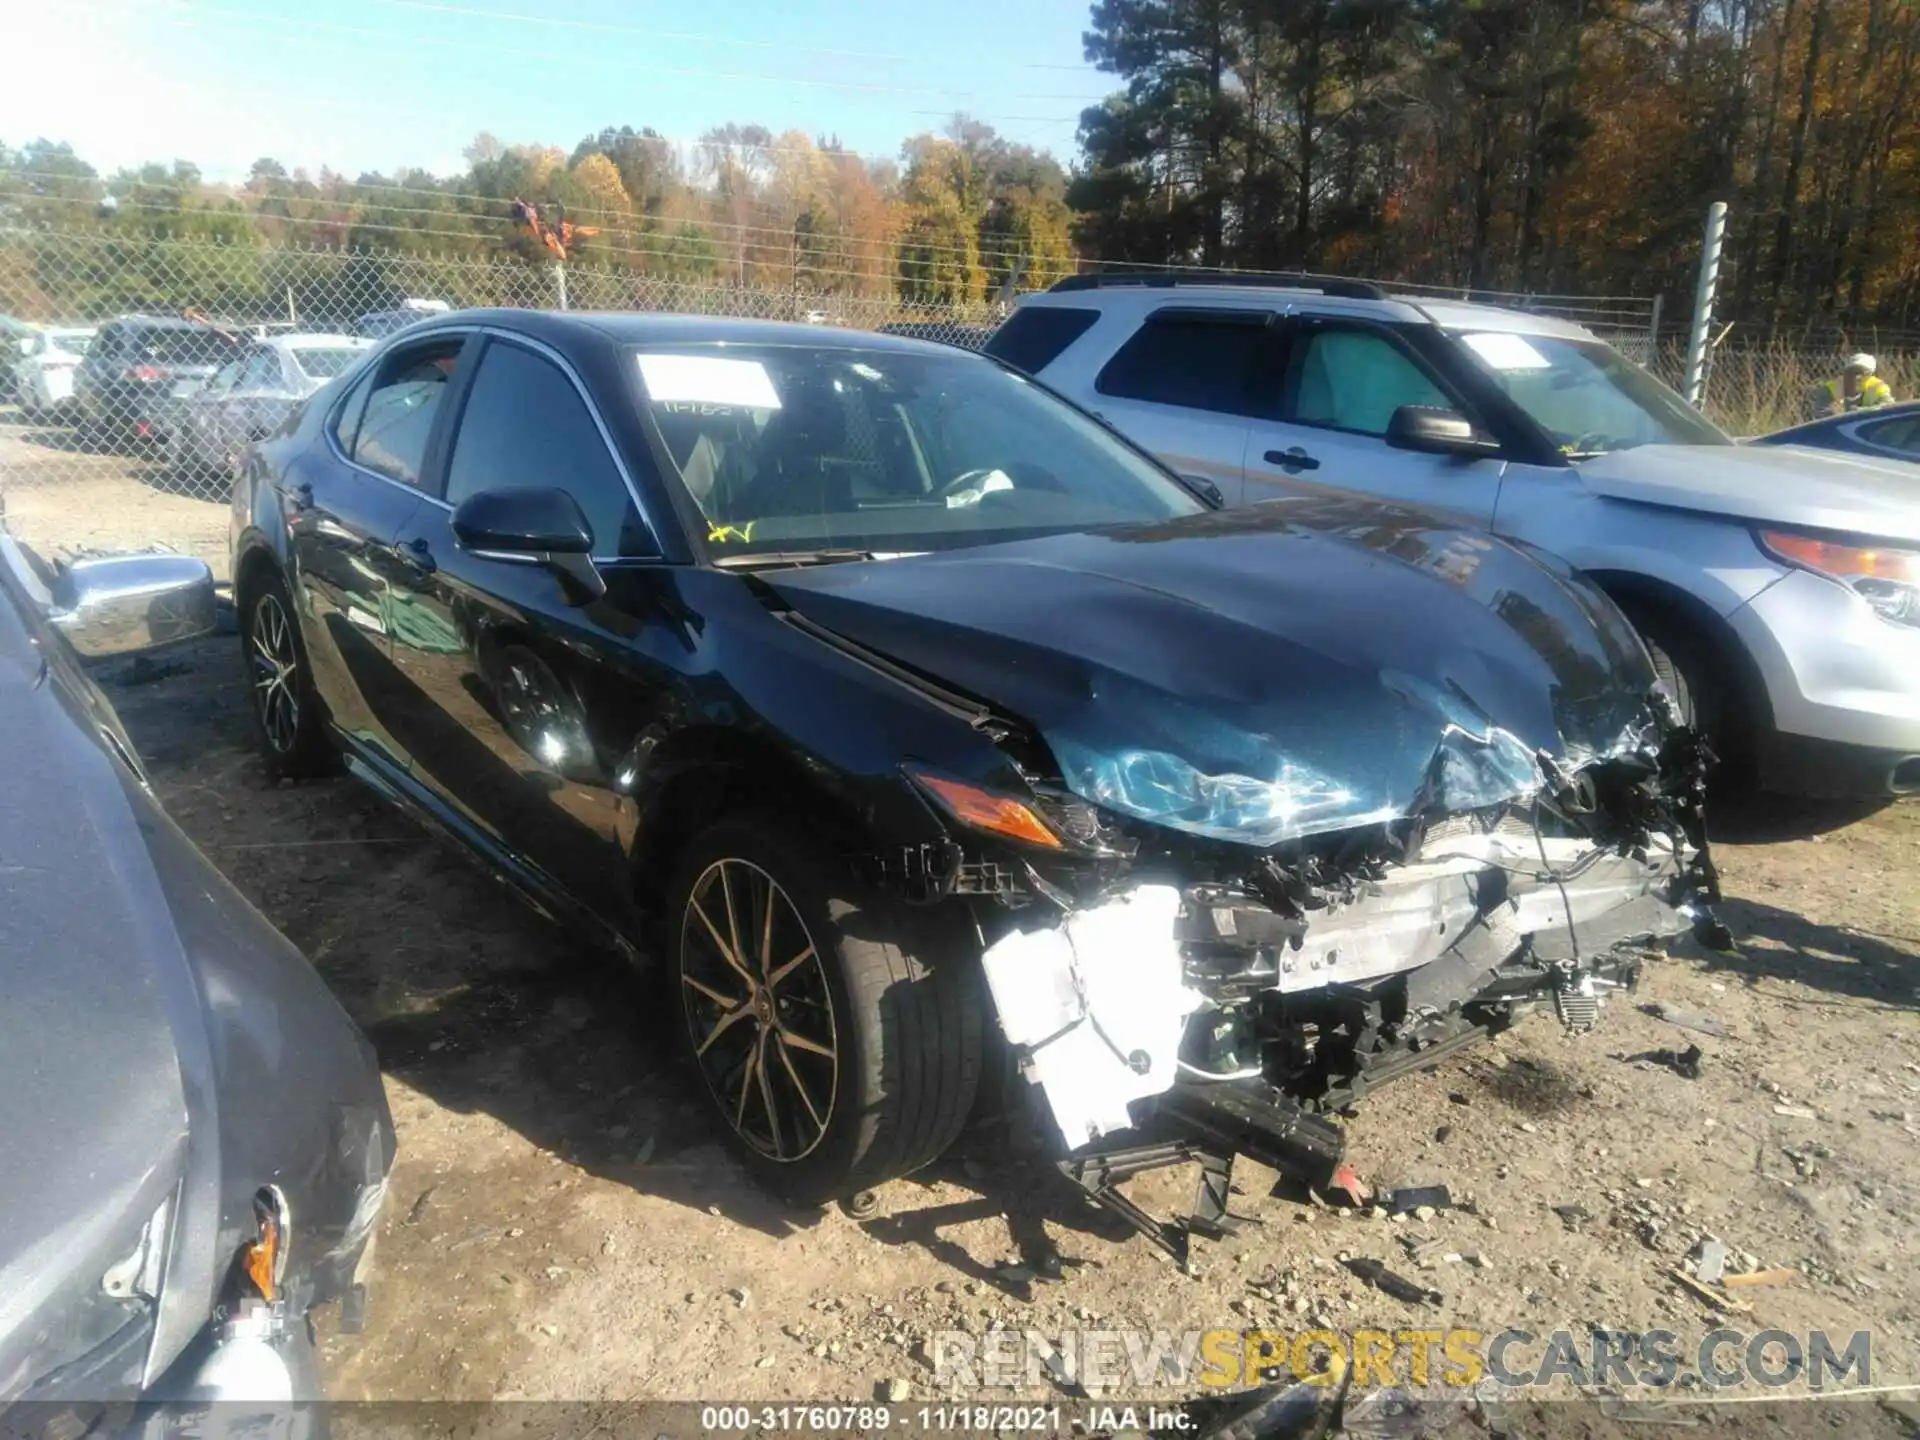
[0,520,392,1418]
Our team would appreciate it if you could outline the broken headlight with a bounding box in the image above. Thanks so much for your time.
[1759,529,1920,628]
[1049,740,1379,847]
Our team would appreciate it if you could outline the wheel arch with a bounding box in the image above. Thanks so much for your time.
[1586,567,1776,753]
[626,724,894,916]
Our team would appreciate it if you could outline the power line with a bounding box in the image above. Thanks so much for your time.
[1,191,1049,272]
[362,0,916,62]
[132,0,1114,105]
[0,168,1057,265]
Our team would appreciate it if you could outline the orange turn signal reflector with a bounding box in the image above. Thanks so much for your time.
[1760,530,1920,583]
[914,773,1063,849]
[244,1213,281,1301]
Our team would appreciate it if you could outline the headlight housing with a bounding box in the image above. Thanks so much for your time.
[1758,530,1920,628]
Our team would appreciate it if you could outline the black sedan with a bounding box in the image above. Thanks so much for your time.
[1751,399,1920,463]
[230,311,1719,1240]
[1,525,391,1408]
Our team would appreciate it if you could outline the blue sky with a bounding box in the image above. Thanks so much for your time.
[6,0,1109,181]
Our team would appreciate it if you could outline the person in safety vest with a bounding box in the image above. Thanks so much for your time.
[1824,353,1894,414]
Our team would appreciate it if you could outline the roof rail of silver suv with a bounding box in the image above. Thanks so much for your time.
[1048,270,1390,303]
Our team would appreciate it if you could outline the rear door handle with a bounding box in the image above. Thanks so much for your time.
[1264,447,1321,473]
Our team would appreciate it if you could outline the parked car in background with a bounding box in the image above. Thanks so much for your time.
[992,273,1920,799]
[15,326,97,420]
[73,315,246,444]
[876,321,993,350]
[229,310,1716,1241]
[166,332,372,475]
[0,514,391,1409]
[353,300,450,339]
[1,316,39,403]
[1751,399,1920,466]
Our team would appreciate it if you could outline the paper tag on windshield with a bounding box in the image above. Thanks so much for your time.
[1462,332,1551,371]
[636,354,782,409]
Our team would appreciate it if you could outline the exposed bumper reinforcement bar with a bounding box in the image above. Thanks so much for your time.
[1056,1082,1345,1269]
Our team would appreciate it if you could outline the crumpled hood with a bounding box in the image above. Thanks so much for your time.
[1579,442,1920,544]
[767,498,1662,845]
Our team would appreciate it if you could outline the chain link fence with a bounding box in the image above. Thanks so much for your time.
[1,226,1896,581]
[0,229,1003,577]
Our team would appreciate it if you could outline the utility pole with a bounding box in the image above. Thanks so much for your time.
[1684,203,1728,410]
[553,263,569,312]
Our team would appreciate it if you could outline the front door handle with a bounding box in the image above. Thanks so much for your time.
[1264,447,1321,473]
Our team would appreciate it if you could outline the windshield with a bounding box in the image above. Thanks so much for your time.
[50,332,93,356]
[291,345,365,379]
[634,344,1205,558]
[1454,330,1729,455]
[134,328,241,365]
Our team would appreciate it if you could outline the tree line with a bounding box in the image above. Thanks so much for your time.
[1071,0,1920,339]
[0,118,1077,315]
[6,0,1917,340]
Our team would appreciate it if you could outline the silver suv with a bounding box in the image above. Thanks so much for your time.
[989,273,1920,800]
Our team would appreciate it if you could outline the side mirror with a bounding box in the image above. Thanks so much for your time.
[49,553,218,658]
[451,487,604,601]
[1385,405,1501,458]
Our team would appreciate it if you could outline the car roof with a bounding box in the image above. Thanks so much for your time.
[263,332,373,351]
[402,308,978,358]
[1014,282,1600,342]
[1762,398,1920,440]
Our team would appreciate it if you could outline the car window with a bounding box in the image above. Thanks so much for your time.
[1288,326,1451,436]
[240,349,281,390]
[983,306,1101,374]
[1455,330,1727,454]
[445,340,647,557]
[351,339,463,488]
[291,345,365,380]
[637,343,1204,559]
[332,367,375,453]
[1094,310,1271,417]
[136,328,241,366]
[1858,415,1920,454]
[204,360,243,397]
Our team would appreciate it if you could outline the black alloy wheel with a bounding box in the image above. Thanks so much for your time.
[679,857,840,1163]
[241,571,334,779]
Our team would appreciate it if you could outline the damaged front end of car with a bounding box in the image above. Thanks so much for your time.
[867,690,1723,1266]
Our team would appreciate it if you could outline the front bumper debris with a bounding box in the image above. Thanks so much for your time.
[975,731,1722,1263]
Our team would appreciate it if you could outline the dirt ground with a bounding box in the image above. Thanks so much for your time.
[6,419,1920,1432]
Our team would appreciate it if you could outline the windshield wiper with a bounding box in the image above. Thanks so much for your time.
[711,548,877,572]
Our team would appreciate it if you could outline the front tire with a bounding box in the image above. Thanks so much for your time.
[240,569,335,780]
[667,815,984,1207]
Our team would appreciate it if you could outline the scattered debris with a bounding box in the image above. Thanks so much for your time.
[1772,1103,1818,1120]
[881,1378,912,1403]
[1447,1092,1471,1107]
[1625,1044,1704,1079]
[1328,1162,1372,1208]
[403,1187,438,1226]
[1667,1266,1752,1314]
[1551,1203,1592,1233]
[1341,1256,1442,1306]
[844,1190,881,1220]
[1384,1185,1454,1215]
[1434,1125,1453,1143]
[1693,1239,1728,1286]
[1724,1268,1799,1288]
[1644,1002,1728,1039]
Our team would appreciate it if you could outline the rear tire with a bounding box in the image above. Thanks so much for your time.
[666,814,984,1207]
[240,569,335,780]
